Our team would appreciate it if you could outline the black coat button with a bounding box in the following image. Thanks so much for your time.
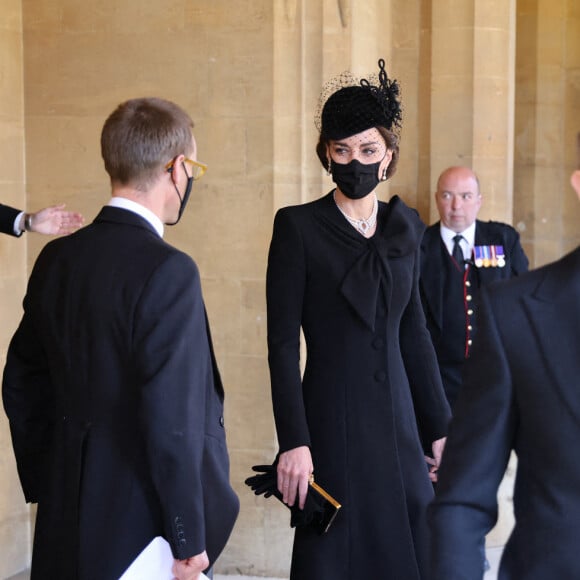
[374,370,387,382]
[219,415,225,427]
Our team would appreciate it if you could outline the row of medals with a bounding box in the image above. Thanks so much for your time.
[473,245,506,268]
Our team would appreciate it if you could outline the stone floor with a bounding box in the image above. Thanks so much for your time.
[4,547,503,580]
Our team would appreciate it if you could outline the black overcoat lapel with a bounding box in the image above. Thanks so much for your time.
[420,225,446,332]
[522,249,580,419]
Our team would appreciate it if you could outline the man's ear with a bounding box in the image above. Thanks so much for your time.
[167,155,185,183]
[571,170,580,200]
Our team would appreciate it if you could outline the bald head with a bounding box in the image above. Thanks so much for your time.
[435,166,482,233]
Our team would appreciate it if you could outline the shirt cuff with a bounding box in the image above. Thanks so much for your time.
[14,211,25,235]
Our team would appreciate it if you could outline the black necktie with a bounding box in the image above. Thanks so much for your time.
[452,234,464,269]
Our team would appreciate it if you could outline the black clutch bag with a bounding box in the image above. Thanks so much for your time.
[245,463,342,535]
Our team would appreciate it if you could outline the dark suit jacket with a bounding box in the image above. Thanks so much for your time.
[2,206,239,580]
[420,220,528,405]
[429,247,580,579]
[0,203,23,236]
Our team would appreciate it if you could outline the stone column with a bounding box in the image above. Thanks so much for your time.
[514,0,580,266]
[429,0,516,225]
[472,0,516,221]
[0,0,32,577]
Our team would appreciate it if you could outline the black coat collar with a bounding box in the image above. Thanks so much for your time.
[93,205,159,236]
[314,192,425,331]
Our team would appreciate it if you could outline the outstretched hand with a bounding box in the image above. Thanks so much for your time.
[27,204,84,235]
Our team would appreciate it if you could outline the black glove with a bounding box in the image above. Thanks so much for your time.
[245,460,341,534]
[244,463,280,499]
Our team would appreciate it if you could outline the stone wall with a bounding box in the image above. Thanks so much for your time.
[0,0,579,577]
[0,0,32,577]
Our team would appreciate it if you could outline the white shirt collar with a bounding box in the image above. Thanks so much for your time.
[107,197,164,238]
[439,221,476,258]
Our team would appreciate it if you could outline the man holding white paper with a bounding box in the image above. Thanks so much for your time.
[3,98,239,580]
[120,537,210,580]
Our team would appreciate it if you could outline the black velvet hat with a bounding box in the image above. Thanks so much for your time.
[317,59,402,140]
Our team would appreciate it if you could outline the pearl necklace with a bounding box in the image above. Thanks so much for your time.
[333,191,378,236]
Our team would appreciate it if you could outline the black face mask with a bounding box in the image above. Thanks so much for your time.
[331,158,381,199]
[166,163,193,226]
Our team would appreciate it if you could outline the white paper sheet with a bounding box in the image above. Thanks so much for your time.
[119,536,209,580]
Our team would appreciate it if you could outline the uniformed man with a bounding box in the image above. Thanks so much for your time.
[419,166,529,409]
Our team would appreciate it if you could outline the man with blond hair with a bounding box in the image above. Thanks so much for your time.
[3,97,238,580]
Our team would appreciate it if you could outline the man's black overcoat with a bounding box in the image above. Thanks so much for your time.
[267,192,451,580]
[3,207,239,579]
[430,246,580,579]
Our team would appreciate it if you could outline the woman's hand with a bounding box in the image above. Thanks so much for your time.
[277,445,313,509]
[426,437,447,483]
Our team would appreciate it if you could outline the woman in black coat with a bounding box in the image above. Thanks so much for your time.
[266,60,451,579]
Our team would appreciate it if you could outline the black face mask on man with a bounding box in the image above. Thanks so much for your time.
[166,163,193,226]
[331,158,383,200]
